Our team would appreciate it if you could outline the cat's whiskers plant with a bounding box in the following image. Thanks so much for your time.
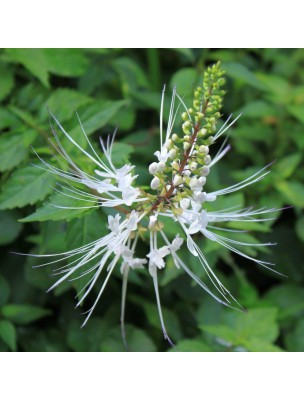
[27,61,280,346]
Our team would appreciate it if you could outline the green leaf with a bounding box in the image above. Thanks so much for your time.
[43,49,89,77]
[287,104,304,124]
[70,100,127,136]
[275,181,304,207]
[0,166,56,210]
[285,319,304,351]
[67,317,110,351]
[106,143,134,166]
[20,189,95,222]
[170,339,212,352]
[263,284,304,323]
[112,57,150,95]
[0,320,17,351]
[242,338,283,352]
[223,62,265,90]
[201,308,279,350]
[100,325,157,352]
[0,275,10,307]
[256,73,290,101]
[0,210,22,245]
[1,304,51,324]
[170,48,195,62]
[274,153,302,179]
[239,100,278,118]
[170,67,199,95]
[0,108,19,130]
[44,89,92,122]
[0,62,14,101]
[5,48,50,88]
[0,129,37,172]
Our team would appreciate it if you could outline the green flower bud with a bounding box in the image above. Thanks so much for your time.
[183,142,190,151]
[181,112,189,121]
[193,100,201,110]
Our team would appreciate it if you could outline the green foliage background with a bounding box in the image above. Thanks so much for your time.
[0,48,303,352]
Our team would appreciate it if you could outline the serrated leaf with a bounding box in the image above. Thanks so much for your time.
[0,320,17,351]
[5,48,50,88]
[20,188,96,222]
[201,308,279,350]
[43,49,89,77]
[44,89,92,122]
[0,129,37,172]
[243,338,283,352]
[287,104,304,124]
[0,166,56,210]
[1,304,51,324]
[0,62,14,101]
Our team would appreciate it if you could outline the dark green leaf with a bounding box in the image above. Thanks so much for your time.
[44,89,92,122]
[0,62,15,101]
[0,320,17,351]
[274,153,302,179]
[20,188,95,222]
[0,129,37,172]
[1,304,51,324]
[0,210,22,245]
[285,319,304,351]
[201,308,279,350]
[275,181,304,207]
[71,100,127,136]
[5,48,50,88]
[43,49,89,77]
[223,62,265,90]
[170,68,199,95]
[0,166,56,210]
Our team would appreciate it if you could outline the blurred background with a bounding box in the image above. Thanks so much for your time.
[0,48,303,352]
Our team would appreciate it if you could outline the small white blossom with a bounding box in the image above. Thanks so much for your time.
[151,176,160,190]
[149,162,158,174]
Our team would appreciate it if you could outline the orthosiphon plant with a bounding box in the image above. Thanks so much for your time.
[28,61,279,346]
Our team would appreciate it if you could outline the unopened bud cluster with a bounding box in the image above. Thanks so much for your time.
[148,62,226,214]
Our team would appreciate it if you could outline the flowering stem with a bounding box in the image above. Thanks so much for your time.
[150,90,212,212]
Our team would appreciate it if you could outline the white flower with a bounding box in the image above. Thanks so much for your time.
[35,111,146,210]
[154,147,169,163]
[151,176,160,190]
